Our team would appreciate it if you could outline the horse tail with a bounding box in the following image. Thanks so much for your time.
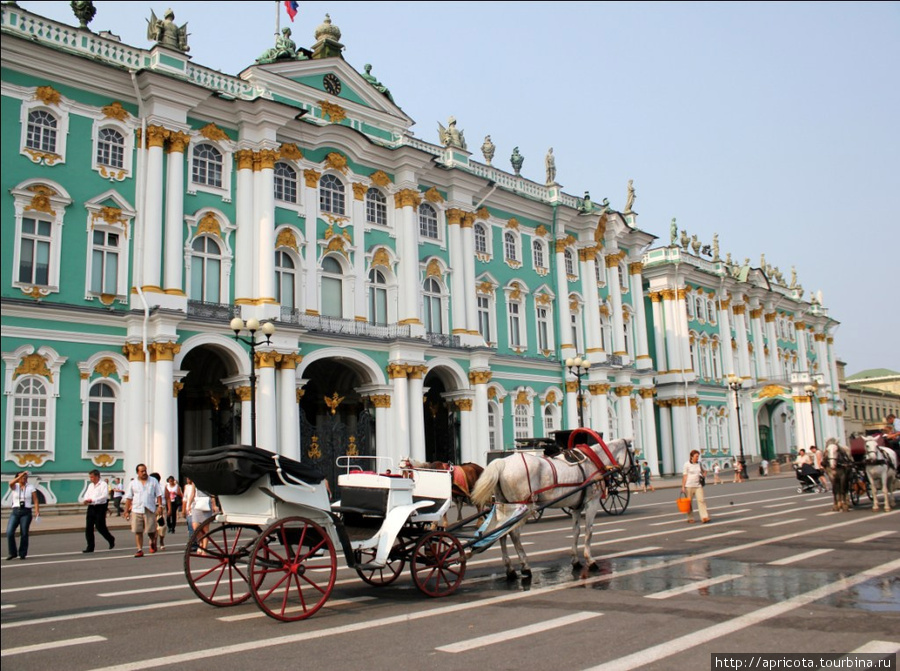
[471,459,504,508]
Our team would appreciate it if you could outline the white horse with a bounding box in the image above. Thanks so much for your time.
[470,431,634,579]
[864,436,897,512]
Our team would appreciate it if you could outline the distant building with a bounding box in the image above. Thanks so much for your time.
[838,365,900,436]
[0,6,843,503]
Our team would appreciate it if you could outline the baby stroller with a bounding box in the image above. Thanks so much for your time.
[795,463,825,494]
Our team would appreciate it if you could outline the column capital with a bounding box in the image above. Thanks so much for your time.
[368,394,392,408]
[732,304,747,316]
[166,131,191,153]
[256,148,280,171]
[144,124,169,149]
[588,383,611,395]
[352,182,368,201]
[628,261,644,275]
[605,251,627,267]
[446,208,465,226]
[148,341,181,362]
[255,351,281,368]
[750,307,764,320]
[122,343,145,362]
[387,362,409,379]
[764,312,777,323]
[407,365,428,380]
[638,388,656,399]
[235,386,252,402]
[394,189,422,209]
[277,353,303,369]
[304,169,321,188]
[468,370,492,385]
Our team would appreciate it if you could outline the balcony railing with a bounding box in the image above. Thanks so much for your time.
[187,301,240,321]
[425,332,461,348]
[280,309,411,340]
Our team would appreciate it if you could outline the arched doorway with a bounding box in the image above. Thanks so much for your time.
[299,359,373,489]
[178,346,238,468]
[423,372,460,464]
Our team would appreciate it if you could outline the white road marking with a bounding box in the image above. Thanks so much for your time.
[687,530,745,542]
[847,530,896,544]
[1,600,198,630]
[582,558,900,671]
[767,548,833,566]
[1,635,106,657]
[217,596,375,622]
[99,573,361,598]
[763,502,796,508]
[762,518,805,528]
[436,611,602,653]
[2,571,184,595]
[644,573,743,600]
[81,514,896,671]
[852,641,900,654]
[0,604,15,610]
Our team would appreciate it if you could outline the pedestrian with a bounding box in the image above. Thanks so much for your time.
[82,469,116,553]
[122,464,163,558]
[808,446,827,490]
[732,458,744,483]
[641,461,654,493]
[680,450,710,524]
[164,476,183,533]
[110,477,124,516]
[760,458,769,477]
[6,471,40,560]
[184,485,217,552]
[182,476,195,538]
[155,511,167,551]
[713,462,722,485]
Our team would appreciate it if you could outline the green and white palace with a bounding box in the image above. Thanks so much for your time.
[0,6,844,503]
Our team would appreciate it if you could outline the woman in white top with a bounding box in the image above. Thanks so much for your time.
[681,450,710,524]
[6,471,40,560]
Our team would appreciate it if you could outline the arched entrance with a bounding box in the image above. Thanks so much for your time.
[756,399,792,461]
[423,371,460,464]
[299,359,374,488]
[178,346,238,468]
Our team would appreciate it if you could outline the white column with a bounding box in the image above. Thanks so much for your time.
[446,212,466,334]
[351,182,368,321]
[256,150,278,303]
[554,240,573,353]
[749,307,767,381]
[615,382,635,441]
[765,311,780,378]
[151,342,178,480]
[640,390,659,475]
[670,401,690,473]
[795,322,810,373]
[662,291,681,373]
[460,215,479,335]
[389,365,410,463]
[629,262,651,369]
[659,403,674,475]
[589,382,611,440]
[688,399,701,457]
[470,371,491,464]
[718,297,735,378]
[827,335,844,440]
[457,400,474,464]
[395,190,421,327]
[234,150,255,303]
[675,288,692,377]
[141,126,166,292]
[606,252,627,361]
[369,396,391,463]
[733,305,752,379]
[580,248,604,361]
[278,356,300,459]
[163,134,187,294]
[650,293,668,372]
[236,386,252,446]
[256,354,278,452]
[408,366,426,462]
[123,345,147,475]
[303,169,321,314]
[566,382,580,429]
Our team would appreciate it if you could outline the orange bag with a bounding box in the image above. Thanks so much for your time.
[676,496,692,514]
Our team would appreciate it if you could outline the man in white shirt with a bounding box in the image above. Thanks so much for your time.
[123,464,163,558]
[83,469,116,553]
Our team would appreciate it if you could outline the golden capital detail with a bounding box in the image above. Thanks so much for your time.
[145,125,169,149]
[732,305,746,316]
[394,189,422,209]
[764,312,777,323]
[750,308,764,319]
[387,363,409,379]
[446,208,465,226]
[234,386,252,402]
[629,261,643,275]
[148,342,181,362]
[256,149,280,171]
[122,343,145,362]
[469,370,492,385]
[235,149,255,171]
[166,131,191,153]
[277,353,303,369]
[369,394,392,409]
[588,384,611,395]
[454,399,474,412]
[615,385,634,396]
[407,365,428,380]
[605,251,627,267]
[318,100,347,123]
[304,169,321,188]
[814,333,826,342]
[255,351,281,368]
[352,182,368,201]
[638,388,656,399]
[660,289,677,301]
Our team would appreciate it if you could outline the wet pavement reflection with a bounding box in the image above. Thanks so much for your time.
[479,554,900,611]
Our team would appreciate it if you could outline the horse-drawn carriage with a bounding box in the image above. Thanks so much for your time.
[181,429,634,620]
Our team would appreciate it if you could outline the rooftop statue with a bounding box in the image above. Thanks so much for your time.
[71,1,96,30]
[361,64,393,102]
[759,253,766,270]
[669,218,677,246]
[624,179,635,213]
[691,234,701,254]
[257,27,301,64]
[481,135,495,165]
[545,147,556,184]
[438,116,467,150]
[510,146,524,176]
[679,229,690,251]
[790,266,798,288]
[712,233,720,261]
[581,191,592,213]
[147,8,189,53]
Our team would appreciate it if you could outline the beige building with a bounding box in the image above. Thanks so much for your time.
[837,364,900,437]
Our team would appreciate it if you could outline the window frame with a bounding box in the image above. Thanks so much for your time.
[187,235,226,304]
[91,117,134,180]
[187,136,233,201]
[20,97,70,166]
[10,181,71,296]
[319,173,346,216]
[274,161,299,205]
[418,202,440,241]
[422,276,446,334]
[365,187,388,227]
[3,346,65,465]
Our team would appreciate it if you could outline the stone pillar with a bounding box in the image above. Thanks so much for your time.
[234,149,255,303]
[688,397,701,455]
[150,341,180,480]
[461,213,480,337]
[650,292,668,373]
[388,363,410,464]
[827,335,844,440]
[256,351,279,452]
[765,311,780,379]
[446,209,466,335]
[369,395,392,463]
[235,386,252,445]
[407,365,427,462]
[123,343,148,474]
[303,169,321,314]
[555,239,574,355]
[163,132,189,295]
[278,353,301,460]
[141,125,167,292]
[395,190,422,327]
[454,399,474,463]
[733,304,752,380]
[580,247,604,361]
[629,262,651,369]
[670,399,690,472]
[718,296,735,378]
[795,321,809,373]
[351,182,368,321]
[606,251,628,361]
[639,388,659,475]
[661,290,681,373]
[256,149,279,303]
[658,401,675,475]
[675,288,692,377]
[469,370,492,464]
[615,383,634,441]
[749,306,767,381]
[588,382,611,439]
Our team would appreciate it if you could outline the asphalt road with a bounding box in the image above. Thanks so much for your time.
[2,476,898,671]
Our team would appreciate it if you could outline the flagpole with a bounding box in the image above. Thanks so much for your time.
[275,0,280,37]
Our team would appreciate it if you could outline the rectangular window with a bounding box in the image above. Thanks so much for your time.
[508,303,521,347]
[477,296,492,343]
[91,230,119,294]
[18,218,51,285]
[537,307,549,351]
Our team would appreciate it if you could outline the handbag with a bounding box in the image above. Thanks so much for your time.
[193,495,211,512]
[699,474,706,487]
[676,495,692,514]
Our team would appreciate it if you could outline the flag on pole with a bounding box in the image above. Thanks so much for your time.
[285,1,299,21]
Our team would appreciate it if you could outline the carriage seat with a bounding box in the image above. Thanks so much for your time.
[408,469,451,519]
[333,472,415,516]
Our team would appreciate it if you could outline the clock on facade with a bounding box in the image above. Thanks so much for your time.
[323,73,341,95]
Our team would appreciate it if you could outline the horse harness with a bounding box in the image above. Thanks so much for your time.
[518,446,609,510]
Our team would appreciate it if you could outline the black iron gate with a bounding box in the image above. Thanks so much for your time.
[300,405,374,491]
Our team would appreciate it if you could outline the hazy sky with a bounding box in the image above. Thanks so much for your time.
[21,1,900,374]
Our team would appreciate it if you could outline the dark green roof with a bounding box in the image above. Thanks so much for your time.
[846,368,899,380]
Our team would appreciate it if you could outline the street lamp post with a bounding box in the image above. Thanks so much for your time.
[230,317,275,450]
[804,384,817,448]
[727,374,748,481]
[565,356,591,428]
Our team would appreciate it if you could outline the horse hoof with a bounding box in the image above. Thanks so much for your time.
[571,559,583,569]
[521,568,532,579]
[506,570,517,581]
[587,561,600,572]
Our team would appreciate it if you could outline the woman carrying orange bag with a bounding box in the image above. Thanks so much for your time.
[680,450,710,524]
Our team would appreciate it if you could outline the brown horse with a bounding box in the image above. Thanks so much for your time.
[399,459,484,521]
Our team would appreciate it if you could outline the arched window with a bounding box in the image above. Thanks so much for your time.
[419,203,438,239]
[365,188,387,225]
[532,239,545,270]
[275,250,296,307]
[274,162,298,203]
[564,249,576,276]
[368,268,388,325]
[88,382,116,452]
[474,223,488,254]
[96,128,125,169]
[321,256,343,318]
[487,402,499,451]
[189,236,222,303]
[504,231,518,262]
[423,277,443,333]
[26,110,58,153]
[543,404,559,436]
[707,299,717,325]
[696,296,706,322]
[319,174,345,215]
[12,378,48,452]
[192,144,223,187]
[514,403,531,440]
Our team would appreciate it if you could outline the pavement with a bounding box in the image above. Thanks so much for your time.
[4,470,792,535]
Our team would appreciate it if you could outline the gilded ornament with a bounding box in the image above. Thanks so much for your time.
[308,438,322,460]
[167,131,191,153]
[425,259,443,278]
[325,152,349,174]
[236,150,255,171]
[732,305,746,315]
[370,170,391,187]
[279,143,303,160]
[487,387,497,400]
[605,251,626,268]
[477,281,494,295]
[535,225,548,238]
[257,149,280,171]
[595,214,608,242]
[569,296,580,312]
[455,399,473,412]
[92,453,118,467]
[35,85,61,106]
[408,365,427,380]
[508,283,523,301]
[506,218,520,230]
[387,363,408,379]
[196,212,222,238]
[296,389,305,403]
[199,123,229,142]
[122,343,144,362]
[545,391,558,405]
[370,395,391,408]
[629,262,643,275]
[424,186,444,203]
[615,385,634,396]
[631,398,640,411]
[515,390,530,406]
[234,386,252,402]
[278,353,303,369]
[94,358,118,378]
[394,189,421,209]
[460,212,475,228]
[468,370,492,385]
[352,182,367,201]
[24,148,61,165]
[535,293,552,306]
[588,384,611,395]
[25,186,57,216]
[565,381,579,393]
[145,125,169,148]
[638,388,656,399]
[371,247,391,269]
[599,304,610,317]
[346,436,359,457]
[325,392,345,415]
[102,101,130,121]
[173,381,184,398]
[814,333,826,342]
[14,353,53,381]
[275,228,299,251]
[318,100,347,123]
[94,206,127,229]
[255,351,281,368]
[476,207,490,220]
[750,308,764,320]
[149,342,181,362]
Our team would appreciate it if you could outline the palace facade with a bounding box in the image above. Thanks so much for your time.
[1,6,843,503]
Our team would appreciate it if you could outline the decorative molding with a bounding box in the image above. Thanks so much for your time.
[423,186,444,203]
[279,142,303,160]
[101,101,129,121]
[318,100,346,123]
[34,85,61,106]
[14,353,53,381]
[468,370,492,385]
[199,123,229,142]
[370,170,391,187]
[394,189,421,209]
[324,152,349,174]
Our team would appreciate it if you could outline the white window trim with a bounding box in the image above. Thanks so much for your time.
[421,271,449,335]
[567,295,584,353]
[10,180,72,296]
[513,390,535,440]
[367,262,398,325]
[474,222,493,261]
[543,403,560,437]
[274,160,304,214]
[318,252,354,320]
[487,399,503,452]
[476,290,497,347]
[3,345,66,466]
[20,97,70,166]
[184,209,235,305]
[418,202,444,246]
[504,283,529,352]
[503,229,522,269]
[187,135,234,202]
[564,248,578,281]
[77,353,127,464]
[534,296,556,355]
[91,117,135,181]
[275,244,304,312]
[84,191,135,304]
[364,186,393,231]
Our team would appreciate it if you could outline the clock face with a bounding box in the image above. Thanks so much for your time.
[323,73,341,95]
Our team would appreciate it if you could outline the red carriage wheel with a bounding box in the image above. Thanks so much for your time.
[183,523,260,607]
[248,517,337,622]
[410,530,466,597]
[600,472,631,516]
[355,537,407,586]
